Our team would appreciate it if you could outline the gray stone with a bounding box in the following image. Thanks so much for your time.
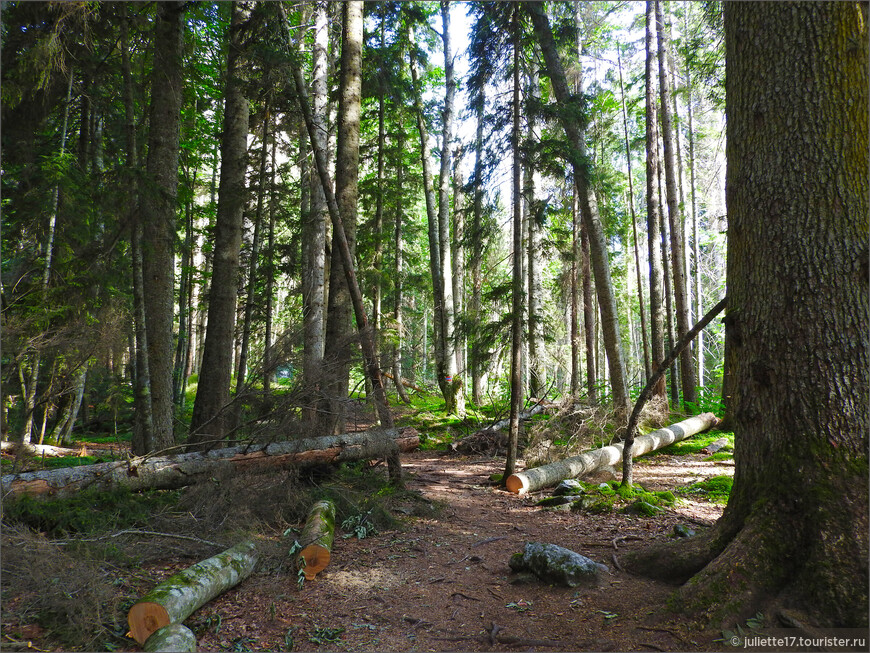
[509,542,608,587]
[673,524,696,538]
[553,480,584,496]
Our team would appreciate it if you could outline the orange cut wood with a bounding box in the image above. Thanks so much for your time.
[127,601,170,646]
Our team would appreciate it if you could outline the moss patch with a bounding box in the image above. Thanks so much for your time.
[569,481,676,516]
[650,431,735,457]
[677,475,733,504]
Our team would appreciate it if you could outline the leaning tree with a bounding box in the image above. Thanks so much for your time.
[625,1,868,627]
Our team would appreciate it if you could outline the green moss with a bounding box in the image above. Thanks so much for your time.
[678,476,733,504]
[650,431,735,457]
[705,452,733,462]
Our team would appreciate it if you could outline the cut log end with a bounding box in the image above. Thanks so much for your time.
[143,623,197,652]
[299,544,331,580]
[505,473,529,495]
[127,601,170,646]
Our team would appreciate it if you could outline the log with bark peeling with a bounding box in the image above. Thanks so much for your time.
[505,413,719,494]
[128,540,258,645]
[1,441,91,458]
[297,499,335,580]
[1,427,419,499]
[143,623,197,652]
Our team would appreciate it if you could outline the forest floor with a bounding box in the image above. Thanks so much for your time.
[1,413,738,653]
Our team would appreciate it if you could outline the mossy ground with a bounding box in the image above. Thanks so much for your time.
[566,480,679,515]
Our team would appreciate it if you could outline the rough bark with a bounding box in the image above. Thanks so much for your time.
[504,4,524,481]
[505,413,718,495]
[470,95,486,405]
[656,0,696,407]
[2,428,419,499]
[527,1,628,412]
[297,499,335,580]
[143,624,197,653]
[627,2,869,628]
[525,66,544,400]
[392,124,410,405]
[127,540,258,645]
[1,441,90,458]
[188,2,250,449]
[645,1,667,406]
[140,1,185,452]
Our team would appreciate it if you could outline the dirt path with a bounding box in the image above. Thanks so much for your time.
[189,451,729,652]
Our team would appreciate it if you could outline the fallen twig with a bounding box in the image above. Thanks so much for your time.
[472,536,507,548]
[612,535,644,550]
[450,591,481,602]
[611,552,624,572]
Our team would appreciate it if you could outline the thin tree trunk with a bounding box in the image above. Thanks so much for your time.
[656,0,696,408]
[141,1,185,452]
[580,217,597,404]
[619,51,650,379]
[470,96,485,405]
[392,124,410,405]
[645,1,667,407]
[526,66,544,400]
[528,1,628,412]
[452,153,467,387]
[570,189,580,396]
[188,1,250,450]
[235,107,270,414]
[302,0,328,423]
[504,5,524,481]
[263,130,277,394]
[437,1,464,416]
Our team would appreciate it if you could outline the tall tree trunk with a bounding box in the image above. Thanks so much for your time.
[580,215,597,404]
[392,124,410,405]
[645,1,667,407]
[437,0,464,416]
[504,4,524,480]
[188,2,250,450]
[656,0,696,408]
[280,4,398,482]
[527,1,629,412]
[525,67,544,400]
[319,0,364,436]
[234,108,270,425]
[628,2,869,626]
[173,165,196,408]
[684,5,704,388]
[409,43,445,397]
[619,51,650,380]
[570,189,580,396]
[141,1,185,452]
[263,131,277,395]
[302,0,328,423]
[452,153,467,389]
[470,95,486,405]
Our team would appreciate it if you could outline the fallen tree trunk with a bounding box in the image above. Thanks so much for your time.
[297,499,335,580]
[143,624,197,652]
[509,542,609,587]
[505,413,719,495]
[127,540,258,646]
[479,402,549,435]
[1,441,90,458]
[2,427,419,499]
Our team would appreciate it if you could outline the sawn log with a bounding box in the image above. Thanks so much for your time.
[297,499,336,580]
[505,413,719,495]
[143,623,197,652]
[1,427,419,499]
[127,540,258,645]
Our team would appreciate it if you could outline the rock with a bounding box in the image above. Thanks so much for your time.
[572,496,616,514]
[536,496,573,507]
[509,542,608,587]
[624,500,662,517]
[673,524,696,538]
[553,480,584,496]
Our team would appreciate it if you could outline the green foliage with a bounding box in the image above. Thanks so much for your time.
[341,510,378,540]
[2,488,180,537]
[308,626,344,645]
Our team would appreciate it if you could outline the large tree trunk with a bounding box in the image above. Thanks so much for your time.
[506,413,719,495]
[301,0,328,423]
[128,540,258,645]
[626,2,869,628]
[644,1,667,407]
[656,0,696,408]
[143,624,196,653]
[2,428,419,499]
[319,1,364,436]
[503,4,524,481]
[527,1,628,412]
[297,499,335,581]
[188,2,250,450]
